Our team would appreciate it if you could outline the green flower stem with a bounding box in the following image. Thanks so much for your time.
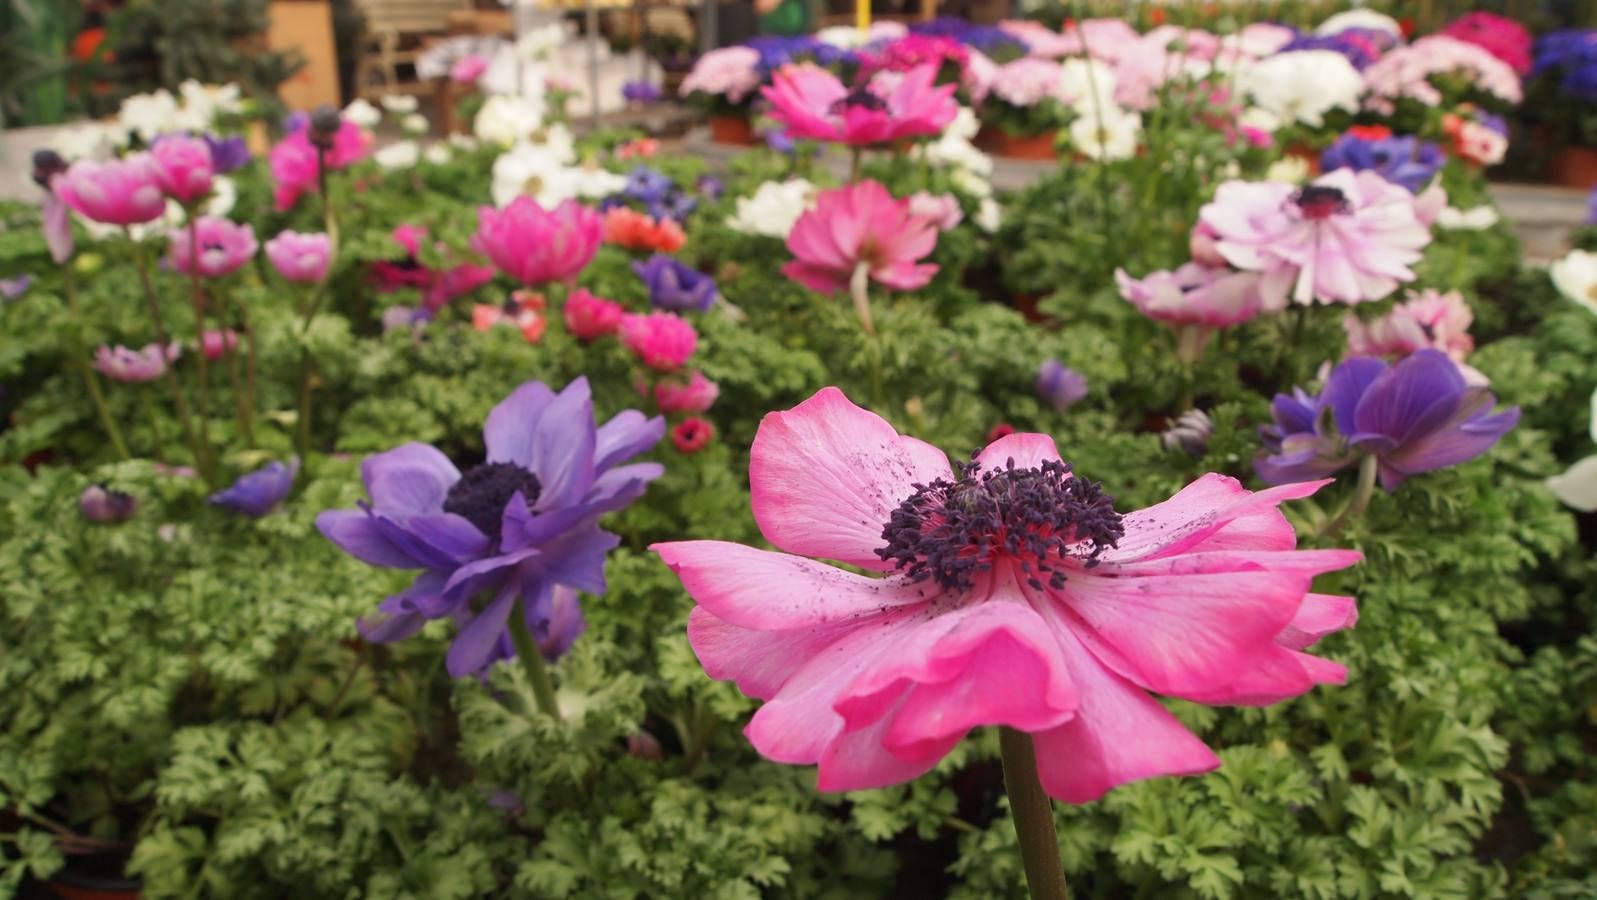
[999,727,1069,900]
[1322,453,1380,540]
[294,270,333,463]
[61,265,130,460]
[508,595,561,720]
[849,261,875,337]
[184,212,214,441]
[130,233,216,485]
[211,286,255,445]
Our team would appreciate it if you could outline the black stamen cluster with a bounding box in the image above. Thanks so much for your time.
[1291,185,1350,220]
[831,88,888,115]
[876,458,1125,594]
[443,462,542,545]
[32,149,67,189]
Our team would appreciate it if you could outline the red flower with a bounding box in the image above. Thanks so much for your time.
[672,417,715,453]
[1346,124,1394,142]
[986,423,1016,443]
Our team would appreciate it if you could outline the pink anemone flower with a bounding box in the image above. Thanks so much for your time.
[167,216,258,278]
[654,388,1359,802]
[762,62,958,147]
[53,155,166,226]
[783,180,938,334]
[473,197,603,287]
[1198,168,1431,307]
[1114,263,1273,363]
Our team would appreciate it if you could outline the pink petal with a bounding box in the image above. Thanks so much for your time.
[975,433,1063,471]
[750,387,953,569]
[1030,623,1220,804]
[687,605,859,700]
[654,540,930,630]
[1182,645,1347,707]
[815,696,958,791]
[1278,592,1358,651]
[1104,475,1331,563]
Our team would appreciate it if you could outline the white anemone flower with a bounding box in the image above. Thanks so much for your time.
[1550,249,1597,316]
[727,179,816,239]
[1239,50,1363,128]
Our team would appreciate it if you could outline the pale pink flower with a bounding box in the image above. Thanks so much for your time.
[655,370,719,414]
[168,216,258,278]
[653,387,1359,801]
[264,230,333,283]
[1343,288,1484,383]
[783,180,938,295]
[621,311,697,371]
[762,63,957,147]
[679,47,762,103]
[563,288,625,341]
[998,20,1078,58]
[92,342,181,382]
[1199,169,1432,307]
[149,134,215,205]
[53,155,166,226]
[1362,35,1523,107]
[989,58,1068,107]
[1068,18,1144,63]
[1115,263,1271,362]
[472,197,603,287]
[1142,25,1221,61]
[907,191,964,231]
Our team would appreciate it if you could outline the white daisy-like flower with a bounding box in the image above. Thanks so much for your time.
[474,94,547,146]
[375,140,421,170]
[1238,50,1363,128]
[1550,249,1597,316]
[117,89,180,143]
[726,179,816,239]
[344,98,382,128]
[1068,106,1140,161]
[381,94,419,114]
[1435,206,1500,230]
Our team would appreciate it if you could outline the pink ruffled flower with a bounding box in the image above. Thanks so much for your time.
[783,181,938,295]
[655,370,719,414]
[907,191,963,231]
[268,120,373,211]
[679,47,762,103]
[989,58,1068,107]
[564,288,625,341]
[1362,35,1523,106]
[168,216,258,278]
[473,197,603,287]
[1441,12,1532,76]
[763,63,957,147]
[52,156,166,226]
[1115,263,1272,362]
[1199,169,1432,307]
[472,293,546,344]
[997,20,1078,58]
[1142,25,1221,62]
[372,224,496,311]
[451,54,490,85]
[653,387,1360,801]
[201,329,239,359]
[863,34,971,75]
[1343,288,1484,383]
[621,311,697,371]
[265,230,333,283]
[92,342,181,383]
[149,134,216,205]
[1066,18,1144,63]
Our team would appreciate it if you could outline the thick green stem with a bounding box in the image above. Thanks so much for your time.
[130,234,216,484]
[999,727,1069,900]
[62,266,130,460]
[507,596,561,720]
[1321,453,1379,539]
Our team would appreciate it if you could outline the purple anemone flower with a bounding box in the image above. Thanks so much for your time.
[1035,359,1087,412]
[1320,134,1445,194]
[621,80,664,103]
[204,134,253,173]
[210,458,300,516]
[633,254,719,313]
[315,377,664,678]
[623,167,674,205]
[1256,349,1519,490]
[1,275,32,300]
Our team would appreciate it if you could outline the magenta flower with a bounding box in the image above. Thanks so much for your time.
[783,181,938,295]
[451,54,490,85]
[473,197,603,287]
[654,371,719,414]
[621,312,697,372]
[149,134,216,205]
[201,329,239,360]
[653,388,1359,801]
[268,119,372,211]
[168,216,258,278]
[373,224,496,311]
[1343,288,1482,383]
[52,156,166,226]
[1199,169,1431,307]
[563,288,625,342]
[265,230,333,283]
[92,342,181,383]
[1442,12,1533,75]
[762,62,958,147]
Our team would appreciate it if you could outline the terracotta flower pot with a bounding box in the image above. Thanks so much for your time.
[1548,146,1597,190]
[993,129,1059,161]
[708,115,756,146]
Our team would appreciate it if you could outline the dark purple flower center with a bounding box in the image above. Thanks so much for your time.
[876,458,1124,594]
[1293,185,1349,221]
[831,88,888,115]
[444,462,541,543]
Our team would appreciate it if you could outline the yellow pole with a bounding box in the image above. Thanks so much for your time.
[857,0,869,34]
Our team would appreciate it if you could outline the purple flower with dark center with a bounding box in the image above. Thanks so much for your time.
[204,134,253,173]
[80,484,136,522]
[1320,133,1445,194]
[315,378,664,678]
[210,458,301,516]
[633,254,719,312]
[1256,349,1519,490]
[622,80,663,103]
[646,191,698,223]
[1,275,31,299]
[1035,359,1087,411]
[623,166,674,205]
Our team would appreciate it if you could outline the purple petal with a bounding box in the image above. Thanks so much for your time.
[586,462,665,511]
[1323,357,1389,437]
[317,508,422,567]
[209,459,300,517]
[447,588,516,677]
[484,381,556,468]
[361,443,459,514]
[357,571,450,642]
[593,411,666,472]
[527,526,620,595]
[538,586,586,660]
[528,377,597,510]
[405,513,493,561]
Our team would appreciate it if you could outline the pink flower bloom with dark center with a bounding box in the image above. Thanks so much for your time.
[621,311,697,371]
[265,230,333,283]
[168,216,258,278]
[653,387,1360,801]
[473,197,603,287]
[564,288,625,341]
[1199,169,1431,307]
[1114,263,1271,362]
[53,155,166,225]
[763,62,957,147]
[1343,288,1484,384]
[149,134,215,204]
[92,342,181,382]
[268,120,372,211]
[783,181,938,295]
[671,417,715,453]
[655,370,719,414]
[1441,12,1532,76]
[372,224,495,311]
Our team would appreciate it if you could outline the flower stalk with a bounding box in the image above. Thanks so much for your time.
[211,287,255,444]
[999,727,1069,900]
[849,260,876,336]
[183,206,214,445]
[61,265,130,460]
[1321,452,1380,539]
[129,231,216,484]
[508,595,562,720]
